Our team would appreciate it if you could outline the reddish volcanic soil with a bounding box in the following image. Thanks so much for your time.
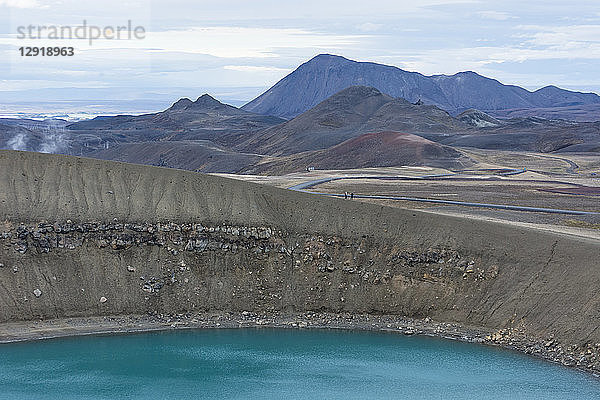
[326,131,449,165]
[314,131,473,169]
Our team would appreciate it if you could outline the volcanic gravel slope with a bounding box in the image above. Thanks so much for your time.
[243,131,473,174]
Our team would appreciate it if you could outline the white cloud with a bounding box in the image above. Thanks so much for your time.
[476,11,513,20]
[223,65,289,73]
[145,27,365,58]
[357,23,383,32]
[382,23,600,77]
[134,0,481,23]
[517,24,600,49]
[0,0,43,8]
[381,41,600,77]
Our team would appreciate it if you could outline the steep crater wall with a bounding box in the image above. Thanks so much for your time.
[1,150,600,368]
[0,220,493,321]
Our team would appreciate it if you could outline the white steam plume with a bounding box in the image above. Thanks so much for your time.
[7,133,28,150]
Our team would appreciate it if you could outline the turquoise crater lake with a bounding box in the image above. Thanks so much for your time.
[1,328,599,399]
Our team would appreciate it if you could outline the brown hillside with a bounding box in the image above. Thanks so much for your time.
[244,131,472,174]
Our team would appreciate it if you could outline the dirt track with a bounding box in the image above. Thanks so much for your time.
[289,171,600,216]
[2,150,600,371]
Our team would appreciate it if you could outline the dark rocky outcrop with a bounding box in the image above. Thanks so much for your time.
[457,109,502,128]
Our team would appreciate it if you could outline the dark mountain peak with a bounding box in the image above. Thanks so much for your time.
[535,85,561,93]
[243,54,600,121]
[532,85,600,107]
[308,86,394,117]
[194,93,222,107]
[196,93,216,101]
[242,54,440,119]
[303,54,412,76]
[533,84,596,97]
[456,70,481,77]
[306,53,353,65]
[434,70,495,84]
[306,54,407,72]
[169,98,193,110]
[292,54,358,77]
[533,86,567,100]
[166,93,240,114]
[166,94,227,112]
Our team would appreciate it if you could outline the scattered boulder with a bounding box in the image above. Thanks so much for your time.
[33,289,42,298]
[142,278,164,293]
[99,296,107,303]
[127,265,136,272]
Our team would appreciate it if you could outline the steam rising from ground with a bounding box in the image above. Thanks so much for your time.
[7,133,28,150]
[39,128,69,154]
[3,120,70,154]
[37,120,69,153]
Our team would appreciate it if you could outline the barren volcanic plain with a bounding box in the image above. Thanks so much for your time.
[221,149,600,238]
[1,150,600,374]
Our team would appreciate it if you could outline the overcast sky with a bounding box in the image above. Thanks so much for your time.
[0,0,599,112]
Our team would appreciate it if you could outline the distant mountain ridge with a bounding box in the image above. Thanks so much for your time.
[242,54,600,120]
[64,94,285,154]
[70,94,283,132]
[3,82,599,175]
